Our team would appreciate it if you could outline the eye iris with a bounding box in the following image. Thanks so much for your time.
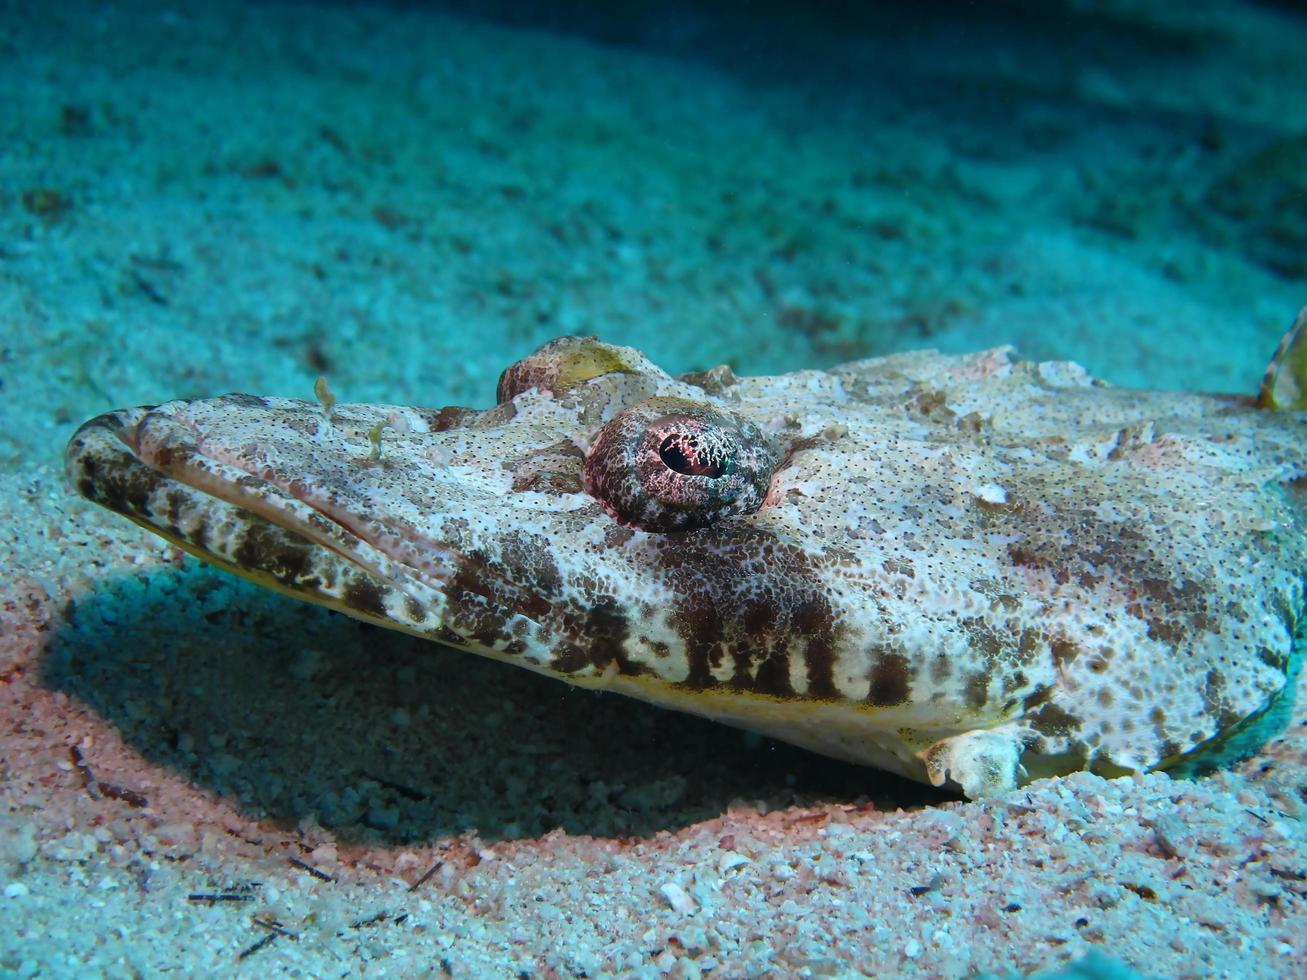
[658,432,733,478]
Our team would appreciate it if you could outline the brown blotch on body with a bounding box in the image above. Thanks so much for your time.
[964,671,990,710]
[220,393,273,409]
[1256,645,1286,669]
[443,556,519,647]
[866,652,911,706]
[1050,638,1080,668]
[501,531,564,600]
[1022,684,1054,711]
[960,616,1004,665]
[1030,701,1080,739]
[582,596,649,678]
[403,595,428,624]
[750,646,795,696]
[794,599,837,698]
[663,528,841,697]
[508,440,586,495]
[883,557,915,578]
[741,598,779,637]
[421,406,481,432]
[164,489,190,526]
[603,525,635,549]
[75,441,157,520]
[343,578,389,619]
[232,523,316,588]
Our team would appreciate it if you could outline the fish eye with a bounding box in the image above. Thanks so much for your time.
[658,430,734,478]
[583,397,778,532]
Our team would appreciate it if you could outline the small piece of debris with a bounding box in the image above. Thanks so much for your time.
[237,933,279,960]
[659,881,696,915]
[289,858,335,882]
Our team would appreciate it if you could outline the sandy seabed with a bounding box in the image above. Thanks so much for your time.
[2,0,1306,976]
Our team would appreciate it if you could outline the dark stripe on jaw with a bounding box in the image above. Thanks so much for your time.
[231,522,316,588]
[73,440,161,519]
[867,651,911,706]
[344,579,389,619]
[404,595,429,624]
[794,598,837,699]
[658,527,842,699]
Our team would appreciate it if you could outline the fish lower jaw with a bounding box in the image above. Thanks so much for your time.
[602,673,1033,797]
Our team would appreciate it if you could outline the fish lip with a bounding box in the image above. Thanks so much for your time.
[66,402,451,601]
[65,401,548,642]
[65,406,162,519]
[81,402,385,561]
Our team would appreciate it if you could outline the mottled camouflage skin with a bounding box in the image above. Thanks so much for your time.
[66,337,1307,797]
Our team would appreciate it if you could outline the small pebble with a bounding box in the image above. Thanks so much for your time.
[660,881,696,914]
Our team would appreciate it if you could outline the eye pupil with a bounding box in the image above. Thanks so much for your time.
[659,432,731,478]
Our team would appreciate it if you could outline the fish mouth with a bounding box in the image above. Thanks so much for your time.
[64,403,456,638]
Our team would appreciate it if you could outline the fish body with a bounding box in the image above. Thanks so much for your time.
[66,330,1307,798]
